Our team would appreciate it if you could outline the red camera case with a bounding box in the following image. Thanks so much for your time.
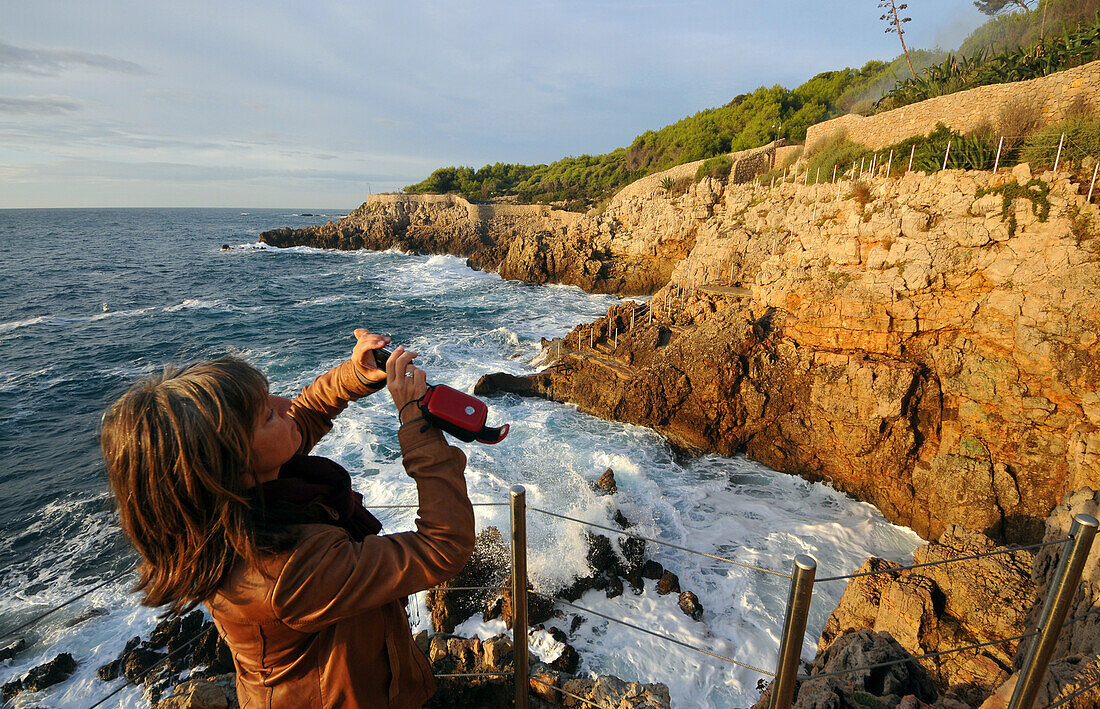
[419,385,509,444]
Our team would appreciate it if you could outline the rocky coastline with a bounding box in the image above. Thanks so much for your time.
[262,159,1100,547]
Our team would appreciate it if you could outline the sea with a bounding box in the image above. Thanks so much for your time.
[0,208,923,708]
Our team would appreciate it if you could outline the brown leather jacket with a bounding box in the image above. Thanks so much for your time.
[208,361,475,708]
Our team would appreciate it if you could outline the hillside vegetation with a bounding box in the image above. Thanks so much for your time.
[405,4,1098,210]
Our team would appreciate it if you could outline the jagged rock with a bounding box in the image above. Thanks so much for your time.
[551,643,581,674]
[500,581,555,629]
[678,591,704,621]
[1,678,21,701]
[818,526,1037,705]
[613,509,632,528]
[619,536,646,574]
[423,633,513,708]
[190,626,234,676]
[560,674,672,709]
[594,469,617,495]
[123,647,166,683]
[427,526,509,633]
[530,663,563,702]
[327,169,1100,547]
[981,653,1100,709]
[641,560,664,580]
[7,652,78,696]
[474,372,540,397]
[0,638,25,663]
[756,630,937,709]
[156,674,237,709]
[656,571,680,595]
[1026,487,1100,662]
[587,534,618,575]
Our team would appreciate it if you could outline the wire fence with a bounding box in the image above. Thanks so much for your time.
[1,496,1096,709]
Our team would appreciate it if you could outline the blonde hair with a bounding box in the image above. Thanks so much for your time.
[101,357,283,614]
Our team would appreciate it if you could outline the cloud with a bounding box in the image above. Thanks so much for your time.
[0,40,148,76]
[0,95,80,115]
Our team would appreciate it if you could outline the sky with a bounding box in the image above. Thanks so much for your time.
[1,1,988,208]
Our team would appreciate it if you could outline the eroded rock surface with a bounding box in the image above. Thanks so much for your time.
[472,168,1100,544]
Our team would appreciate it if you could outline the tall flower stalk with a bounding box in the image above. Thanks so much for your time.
[879,0,916,79]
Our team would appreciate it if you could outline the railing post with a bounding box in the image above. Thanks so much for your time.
[510,485,529,709]
[769,554,817,709]
[1009,514,1098,709]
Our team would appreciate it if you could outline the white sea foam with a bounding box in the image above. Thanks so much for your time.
[0,247,922,708]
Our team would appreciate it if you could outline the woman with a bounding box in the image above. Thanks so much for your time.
[101,329,475,708]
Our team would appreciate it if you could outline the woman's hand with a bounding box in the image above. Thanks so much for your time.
[351,329,391,387]
[386,345,428,424]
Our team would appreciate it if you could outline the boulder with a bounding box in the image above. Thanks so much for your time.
[818,526,1037,704]
[427,526,510,633]
[678,591,704,622]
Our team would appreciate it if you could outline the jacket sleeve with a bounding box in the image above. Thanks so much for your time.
[287,360,383,453]
[269,421,475,632]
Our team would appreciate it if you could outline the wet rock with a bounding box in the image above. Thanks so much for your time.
[656,571,680,595]
[500,581,555,629]
[619,536,646,575]
[474,372,540,397]
[21,652,77,693]
[678,591,704,621]
[427,526,509,633]
[0,638,25,663]
[423,633,512,709]
[1,678,22,701]
[570,616,586,634]
[586,534,618,575]
[593,469,617,495]
[123,646,166,683]
[551,643,581,674]
[613,509,632,528]
[641,560,664,580]
[63,606,108,628]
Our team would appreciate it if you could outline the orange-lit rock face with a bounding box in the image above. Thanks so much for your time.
[268,165,1100,544]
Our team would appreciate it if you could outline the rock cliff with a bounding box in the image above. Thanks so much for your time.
[264,160,1100,544]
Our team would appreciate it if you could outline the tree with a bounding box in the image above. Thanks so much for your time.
[972,0,1036,16]
[879,0,917,79]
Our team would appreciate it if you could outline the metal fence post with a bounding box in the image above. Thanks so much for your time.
[769,555,817,709]
[510,485,529,709]
[1009,514,1098,709]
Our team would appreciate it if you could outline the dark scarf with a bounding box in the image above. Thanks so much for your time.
[251,454,383,542]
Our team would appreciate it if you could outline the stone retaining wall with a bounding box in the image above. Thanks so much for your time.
[805,60,1100,152]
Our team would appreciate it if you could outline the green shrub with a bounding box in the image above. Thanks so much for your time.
[695,155,733,181]
[805,133,869,183]
[1021,118,1100,173]
[878,12,1100,112]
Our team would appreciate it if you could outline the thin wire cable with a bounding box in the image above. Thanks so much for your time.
[529,506,791,579]
[799,630,1039,683]
[0,563,138,642]
[87,625,211,709]
[371,502,508,509]
[817,538,1069,583]
[434,672,514,678]
[1046,674,1100,709]
[425,586,502,593]
[528,674,606,709]
[539,593,775,676]
[1066,606,1100,626]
